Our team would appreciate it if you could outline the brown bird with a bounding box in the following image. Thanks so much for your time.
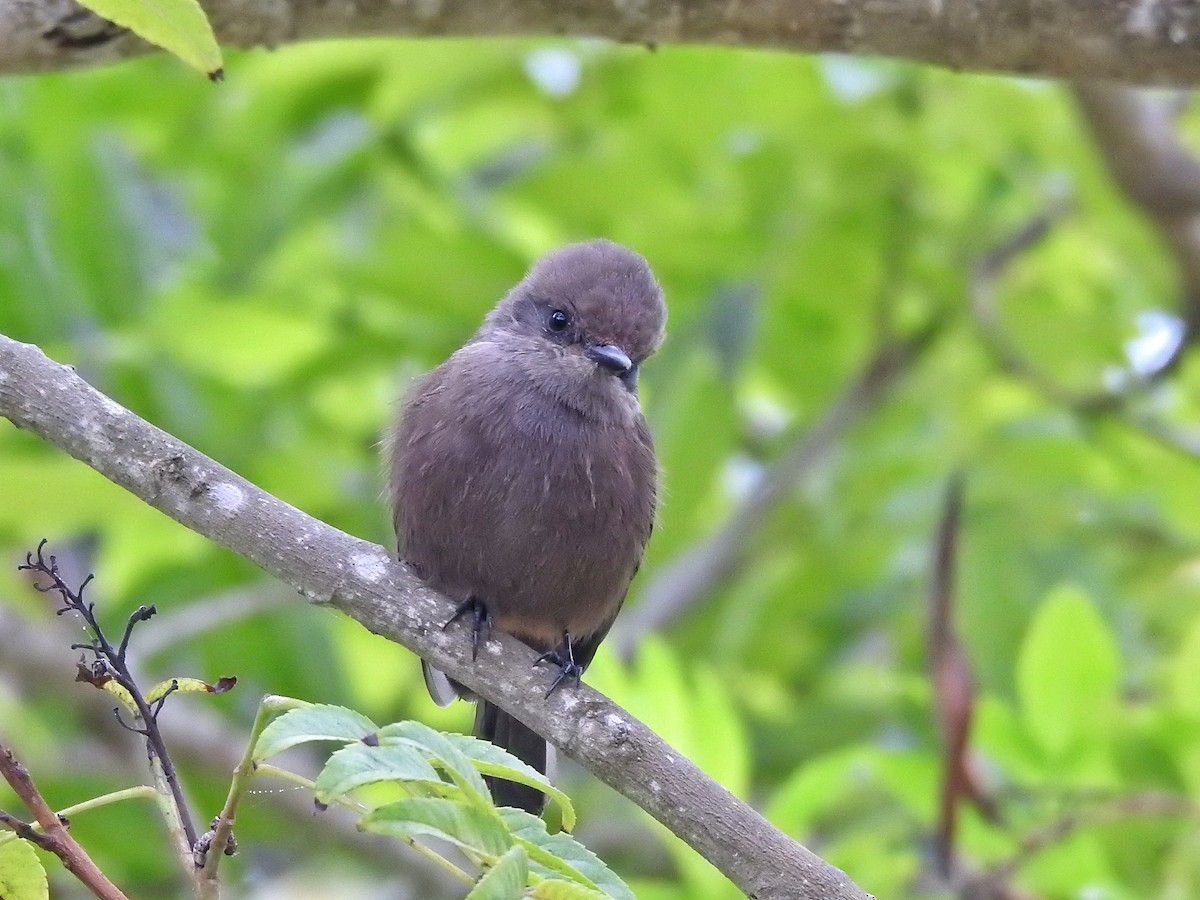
[389,239,666,813]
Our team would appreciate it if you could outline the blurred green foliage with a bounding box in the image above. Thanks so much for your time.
[2,36,1200,899]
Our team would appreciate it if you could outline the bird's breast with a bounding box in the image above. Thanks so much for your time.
[394,374,655,648]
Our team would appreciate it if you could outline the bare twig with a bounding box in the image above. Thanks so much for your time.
[0,743,129,900]
[18,543,200,855]
[613,321,941,655]
[0,332,871,900]
[969,793,1196,893]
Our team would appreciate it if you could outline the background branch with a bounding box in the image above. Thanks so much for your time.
[970,203,1200,460]
[613,322,940,656]
[0,332,871,900]
[6,0,1200,85]
[1074,83,1200,360]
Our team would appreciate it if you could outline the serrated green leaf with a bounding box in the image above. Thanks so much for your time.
[0,837,48,900]
[1017,585,1120,760]
[499,807,634,900]
[442,731,576,830]
[73,0,222,77]
[363,797,511,857]
[377,721,490,804]
[254,704,378,760]
[467,845,529,900]
[314,741,443,803]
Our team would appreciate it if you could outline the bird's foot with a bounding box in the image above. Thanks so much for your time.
[443,596,492,661]
[535,631,583,697]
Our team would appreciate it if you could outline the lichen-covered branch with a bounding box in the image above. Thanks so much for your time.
[0,332,871,900]
[4,0,1200,86]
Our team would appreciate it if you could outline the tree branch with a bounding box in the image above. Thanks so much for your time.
[970,203,1200,461]
[613,322,940,656]
[0,743,129,900]
[5,0,1200,86]
[0,332,871,900]
[1074,83,1200,362]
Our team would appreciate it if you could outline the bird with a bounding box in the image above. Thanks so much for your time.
[388,239,666,813]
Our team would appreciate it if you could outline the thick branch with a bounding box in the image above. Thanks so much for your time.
[6,0,1200,86]
[0,332,870,900]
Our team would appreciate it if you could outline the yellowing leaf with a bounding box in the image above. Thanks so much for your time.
[146,676,237,703]
[73,0,222,78]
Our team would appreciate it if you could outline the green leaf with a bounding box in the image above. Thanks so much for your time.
[467,845,529,900]
[314,741,443,803]
[499,807,635,900]
[377,721,490,804]
[440,731,576,830]
[1172,612,1200,718]
[254,704,378,760]
[1017,585,1120,760]
[149,295,331,388]
[530,881,609,899]
[363,797,511,857]
[0,837,48,900]
[73,0,222,77]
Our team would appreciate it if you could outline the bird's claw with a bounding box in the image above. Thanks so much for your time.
[535,632,583,697]
[443,596,492,661]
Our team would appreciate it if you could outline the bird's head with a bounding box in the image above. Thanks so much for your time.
[482,240,667,416]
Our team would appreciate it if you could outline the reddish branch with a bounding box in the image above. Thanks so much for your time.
[0,744,128,900]
[926,477,998,884]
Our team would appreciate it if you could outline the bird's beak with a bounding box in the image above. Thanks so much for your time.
[585,343,633,376]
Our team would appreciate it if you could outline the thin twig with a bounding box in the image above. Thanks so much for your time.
[18,544,200,853]
[0,602,462,894]
[0,743,129,900]
[970,793,1196,892]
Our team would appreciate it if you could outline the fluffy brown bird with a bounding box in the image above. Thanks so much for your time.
[389,239,666,813]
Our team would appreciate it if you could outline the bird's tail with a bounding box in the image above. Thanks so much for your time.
[474,701,550,814]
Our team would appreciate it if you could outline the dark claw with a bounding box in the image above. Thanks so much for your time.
[443,596,492,661]
[535,632,583,697]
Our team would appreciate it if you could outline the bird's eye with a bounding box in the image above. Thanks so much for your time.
[547,309,570,333]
